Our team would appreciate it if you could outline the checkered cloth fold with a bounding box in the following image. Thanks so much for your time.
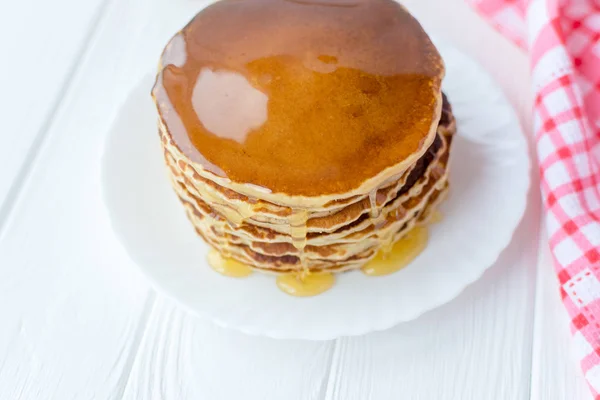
[467,0,600,396]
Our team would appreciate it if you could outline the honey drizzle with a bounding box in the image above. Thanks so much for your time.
[430,210,443,223]
[370,200,393,255]
[231,202,255,226]
[361,226,428,276]
[195,181,255,227]
[207,249,253,277]
[276,272,335,297]
[380,234,394,255]
[290,209,309,268]
[368,190,380,218]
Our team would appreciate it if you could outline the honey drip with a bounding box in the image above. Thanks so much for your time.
[276,272,335,297]
[290,209,308,250]
[207,249,253,277]
[380,232,395,255]
[230,202,255,226]
[361,226,428,276]
[225,209,244,226]
[430,210,443,223]
[221,238,232,259]
[290,209,309,268]
[371,202,406,254]
[368,190,380,218]
[198,185,250,226]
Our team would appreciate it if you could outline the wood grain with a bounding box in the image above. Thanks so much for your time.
[323,199,540,400]
[0,0,192,397]
[0,0,108,217]
[122,298,335,400]
[0,0,584,399]
[530,230,591,400]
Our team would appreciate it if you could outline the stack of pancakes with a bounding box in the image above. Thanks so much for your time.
[152,0,456,275]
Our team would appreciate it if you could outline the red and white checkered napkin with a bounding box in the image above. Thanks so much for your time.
[467,0,600,395]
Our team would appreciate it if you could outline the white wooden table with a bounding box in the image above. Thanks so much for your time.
[0,0,592,399]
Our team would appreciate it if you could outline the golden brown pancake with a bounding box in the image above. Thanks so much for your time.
[162,99,455,273]
[151,0,455,274]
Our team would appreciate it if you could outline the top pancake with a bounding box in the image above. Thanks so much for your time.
[152,0,444,198]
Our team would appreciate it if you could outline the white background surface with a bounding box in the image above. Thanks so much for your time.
[0,0,591,399]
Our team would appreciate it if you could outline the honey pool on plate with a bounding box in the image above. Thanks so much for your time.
[207,224,431,297]
[361,226,429,277]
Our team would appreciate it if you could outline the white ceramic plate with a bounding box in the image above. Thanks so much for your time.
[101,39,530,340]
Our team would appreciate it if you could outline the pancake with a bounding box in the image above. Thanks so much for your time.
[151,0,456,278]
[163,97,455,273]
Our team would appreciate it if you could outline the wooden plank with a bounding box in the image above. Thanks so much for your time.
[121,298,334,400]
[0,0,108,213]
[98,2,334,399]
[0,0,557,399]
[530,230,591,400]
[409,2,593,399]
[321,2,539,399]
[0,0,203,398]
[120,1,542,400]
[322,201,540,400]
